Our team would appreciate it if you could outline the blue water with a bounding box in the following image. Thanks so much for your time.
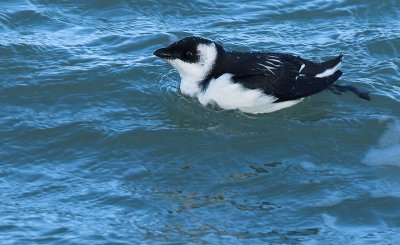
[1,0,400,244]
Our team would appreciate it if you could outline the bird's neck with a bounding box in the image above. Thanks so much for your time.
[178,43,226,96]
[180,76,202,97]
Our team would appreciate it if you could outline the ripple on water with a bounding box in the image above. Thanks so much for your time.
[0,8,68,34]
[1,0,400,244]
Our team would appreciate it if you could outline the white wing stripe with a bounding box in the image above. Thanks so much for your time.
[315,62,341,78]
[265,60,280,67]
[299,64,305,73]
[259,63,276,75]
[268,58,283,64]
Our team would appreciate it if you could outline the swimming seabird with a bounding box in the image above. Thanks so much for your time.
[154,36,369,114]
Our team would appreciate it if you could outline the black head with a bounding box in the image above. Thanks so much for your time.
[154,36,215,63]
[154,36,224,83]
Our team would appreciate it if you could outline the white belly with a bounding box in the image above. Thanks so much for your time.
[196,74,303,114]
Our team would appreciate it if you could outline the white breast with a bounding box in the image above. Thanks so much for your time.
[196,74,302,114]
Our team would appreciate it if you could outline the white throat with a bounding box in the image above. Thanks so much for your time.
[168,43,217,96]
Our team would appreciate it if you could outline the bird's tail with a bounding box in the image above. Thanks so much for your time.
[314,54,343,78]
[294,70,342,98]
[298,54,370,100]
[301,54,343,78]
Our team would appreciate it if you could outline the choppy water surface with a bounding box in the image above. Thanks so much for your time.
[1,0,400,244]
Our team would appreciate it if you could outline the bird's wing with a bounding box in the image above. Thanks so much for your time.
[229,53,343,102]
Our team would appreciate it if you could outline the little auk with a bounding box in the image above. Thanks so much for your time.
[154,36,369,114]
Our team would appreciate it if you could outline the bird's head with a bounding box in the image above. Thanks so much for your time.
[154,36,222,82]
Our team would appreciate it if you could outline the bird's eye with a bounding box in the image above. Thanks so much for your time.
[185,51,194,57]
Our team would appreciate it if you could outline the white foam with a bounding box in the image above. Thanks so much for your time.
[322,213,388,232]
[363,120,400,167]
[299,161,317,170]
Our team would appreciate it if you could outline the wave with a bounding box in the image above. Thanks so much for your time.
[363,120,400,167]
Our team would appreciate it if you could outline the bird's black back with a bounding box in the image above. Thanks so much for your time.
[201,49,343,102]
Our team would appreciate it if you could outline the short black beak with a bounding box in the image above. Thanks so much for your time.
[153,48,174,59]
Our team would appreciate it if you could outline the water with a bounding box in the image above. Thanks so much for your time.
[1,0,400,244]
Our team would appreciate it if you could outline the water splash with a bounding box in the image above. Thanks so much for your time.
[363,120,400,166]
